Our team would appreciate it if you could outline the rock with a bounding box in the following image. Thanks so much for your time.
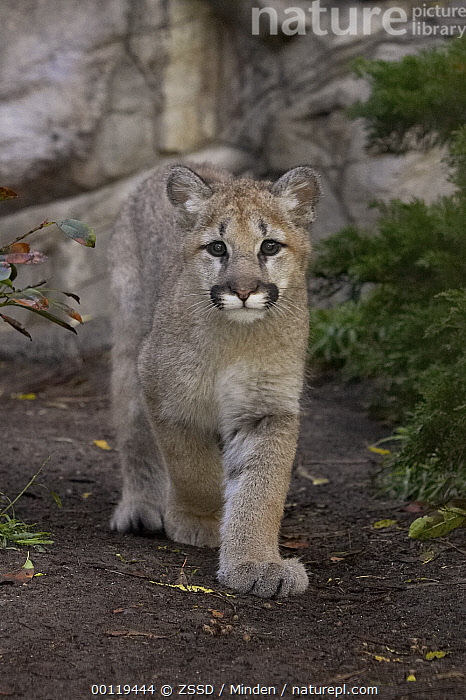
[0,144,259,346]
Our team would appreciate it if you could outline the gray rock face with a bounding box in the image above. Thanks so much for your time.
[0,0,457,350]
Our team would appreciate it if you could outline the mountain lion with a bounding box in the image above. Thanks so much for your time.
[110,163,321,597]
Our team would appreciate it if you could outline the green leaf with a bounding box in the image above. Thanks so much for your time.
[373,519,397,529]
[23,554,34,570]
[56,219,95,247]
[409,510,466,540]
[0,262,11,281]
[48,299,82,324]
[50,491,63,508]
[22,307,77,334]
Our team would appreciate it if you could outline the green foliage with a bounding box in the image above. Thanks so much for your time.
[349,37,466,152]
[313,196,466,300]
[0,459,58,549]
[310,39,466,504]
[0,192,95,340]
[0,514,53,548]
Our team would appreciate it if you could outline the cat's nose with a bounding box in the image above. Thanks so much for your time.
[228,282,260,301]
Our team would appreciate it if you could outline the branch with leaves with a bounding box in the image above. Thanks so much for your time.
[0,187,95,340]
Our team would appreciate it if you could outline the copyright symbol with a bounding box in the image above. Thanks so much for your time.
[161,686,173,697]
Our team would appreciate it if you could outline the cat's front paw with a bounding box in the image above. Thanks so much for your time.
[110,497,164,534]
[164,508,220,548]
[218,558,308,598]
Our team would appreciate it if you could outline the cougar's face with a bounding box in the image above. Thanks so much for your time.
[193,207,301,324]
[166,166,321,324]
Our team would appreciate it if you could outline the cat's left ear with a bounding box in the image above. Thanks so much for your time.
[271,166,322,227]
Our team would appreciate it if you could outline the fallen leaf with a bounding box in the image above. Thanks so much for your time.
[405,502,425,513]
[209,610,224,619]
[435,671,464,680]
[419,548,437,564]
[330,549,363,560]
[409,510,466,540]
[373,655,402,663]
[0,555,34,585]
[373,519,397,529]
[368,446,391,456]
[297,465,329,485]
[0,187,18,201]
[93,440,111,451]
[82,492,92,499]
[149,580,235,597]
[426,650,448,660]
[311,477,329,486]
[12,393,36,400]
[406,674,416,682]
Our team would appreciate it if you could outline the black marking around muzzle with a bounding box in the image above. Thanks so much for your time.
[210,284,225,308]
[210,282,279,308]
[264,283,279,306]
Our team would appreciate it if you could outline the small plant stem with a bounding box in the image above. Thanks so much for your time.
[0,456,52,517]
[0,221,55,252]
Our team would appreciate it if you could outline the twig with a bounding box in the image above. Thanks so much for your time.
[443,540,466,557]
[3,221,54,249]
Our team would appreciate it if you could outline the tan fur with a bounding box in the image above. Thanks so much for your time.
[110,163,321,597]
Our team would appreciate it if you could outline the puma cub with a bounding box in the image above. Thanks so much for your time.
[110,163,321,597]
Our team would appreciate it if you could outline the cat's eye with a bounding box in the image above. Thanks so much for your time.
[206,240,227,257]
[260,239,282,256]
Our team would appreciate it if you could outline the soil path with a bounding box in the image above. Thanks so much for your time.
[0,356,465,700]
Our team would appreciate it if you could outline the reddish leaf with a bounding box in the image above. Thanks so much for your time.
[405,502,426,513]
[10,290,49,311]
[0,565,34,585]
[0,251,47,265]
[8,243,30,254]
[24,307,77,334]
[0,187,18,201]
[0,314,32,341]
[49,300,82,323]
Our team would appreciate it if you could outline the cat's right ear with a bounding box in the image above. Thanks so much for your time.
[166,166,213,225]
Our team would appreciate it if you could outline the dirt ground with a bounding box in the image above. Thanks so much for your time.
[0,355,465,700]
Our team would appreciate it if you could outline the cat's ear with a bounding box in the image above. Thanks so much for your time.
[166,166,213,224]
[271,166,321,227]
